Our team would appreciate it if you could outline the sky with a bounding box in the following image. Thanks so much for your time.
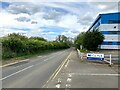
[0,0,119,41]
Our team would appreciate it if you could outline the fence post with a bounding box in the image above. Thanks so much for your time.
[110,54,112,66]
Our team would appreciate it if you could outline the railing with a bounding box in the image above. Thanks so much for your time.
[77,49,119,66]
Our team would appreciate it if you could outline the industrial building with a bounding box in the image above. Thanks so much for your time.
[88,12,120,50]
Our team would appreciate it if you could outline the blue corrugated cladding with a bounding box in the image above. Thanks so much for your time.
[101,41,120,45]
[101,31,120,34]
[101,13,120,24]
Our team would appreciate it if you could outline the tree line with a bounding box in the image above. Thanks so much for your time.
[1,33,70,60]
[74,29,104,51]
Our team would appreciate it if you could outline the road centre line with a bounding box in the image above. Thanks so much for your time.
[0,65,34,81]
[2,54,57,81]
[35,51,65,66]
[1,50,67,81]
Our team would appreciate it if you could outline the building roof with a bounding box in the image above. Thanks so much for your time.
[88,12,120,31]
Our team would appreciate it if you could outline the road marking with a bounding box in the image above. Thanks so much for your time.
[0,65,34,81]
[71,73,119,76]
[42,51,72,88]
[57,78,61,83]
[1,50,67,81]
[67,78,72,82]
[52,52,72,80]
[65,59,70,68]
[66,84,71,88]
[68,74,72,78]
[56,84,61,88]
[44,59,48,62]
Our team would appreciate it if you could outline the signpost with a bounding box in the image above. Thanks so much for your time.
[87,53,104,60]
[77,49,113,66]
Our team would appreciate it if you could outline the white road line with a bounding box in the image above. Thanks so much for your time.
[71,73,119,76]
[66,84,71,88]
[1,50,66,81]
[0,65,34,81]
[42,51,72,88]
[67,78,72,82]
[56,84,61,88]
[52,52,72,80]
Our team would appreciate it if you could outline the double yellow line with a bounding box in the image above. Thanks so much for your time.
[42,51,72,88]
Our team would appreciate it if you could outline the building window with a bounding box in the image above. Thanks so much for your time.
[114,26,116,28]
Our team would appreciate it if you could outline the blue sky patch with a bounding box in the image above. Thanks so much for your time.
[41,27,65,33]
[0,2,10,9]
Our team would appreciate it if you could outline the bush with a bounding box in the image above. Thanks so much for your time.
[1,33,70,60]
[2,51,16,60]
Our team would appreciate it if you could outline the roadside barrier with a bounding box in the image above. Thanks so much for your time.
[77,49,84,61]
[77,49,118,66]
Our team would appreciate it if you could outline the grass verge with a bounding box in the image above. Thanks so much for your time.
[80,49,90,53]
[2,49,64,65]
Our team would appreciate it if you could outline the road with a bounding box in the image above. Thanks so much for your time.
[1,48,72,88]
[46,50,119,88]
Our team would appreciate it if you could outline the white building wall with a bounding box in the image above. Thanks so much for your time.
[104,35,120,42]
[99,24,119,31]
[99,24,120,50]
[101,45,119,49]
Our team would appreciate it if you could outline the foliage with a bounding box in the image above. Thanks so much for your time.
[1,33,70,60]
[80,49,90,53]
[83,29,104,51]
[74,32,85,49]
[75,29,104,51]
[56,35,68,42]
[29,37,47,42]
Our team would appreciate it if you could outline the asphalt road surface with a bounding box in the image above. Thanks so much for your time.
[1,48,72,88]
[46,50,119,88]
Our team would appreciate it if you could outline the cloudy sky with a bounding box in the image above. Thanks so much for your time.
[0,0,119,40]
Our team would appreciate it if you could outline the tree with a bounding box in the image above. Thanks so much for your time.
[74,32,85,49]
[2,33,70,59]
[56,35,68,42]
[83,29,104,51]
[8,33,28,40]
[29,37,47,42]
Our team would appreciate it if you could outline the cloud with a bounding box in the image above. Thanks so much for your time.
[7,2,41,15]
[16,17,31,22]
[1,1,119,40]
[88,2,118,11]
[58,14,80,29]
[78,12,94,25]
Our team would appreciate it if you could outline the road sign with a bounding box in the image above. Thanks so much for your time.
[87,53,104,60]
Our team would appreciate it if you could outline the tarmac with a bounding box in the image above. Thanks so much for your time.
[45,50,119,88]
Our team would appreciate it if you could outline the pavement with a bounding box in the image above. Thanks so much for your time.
[45,49,119,88]
[1,48,72,88]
